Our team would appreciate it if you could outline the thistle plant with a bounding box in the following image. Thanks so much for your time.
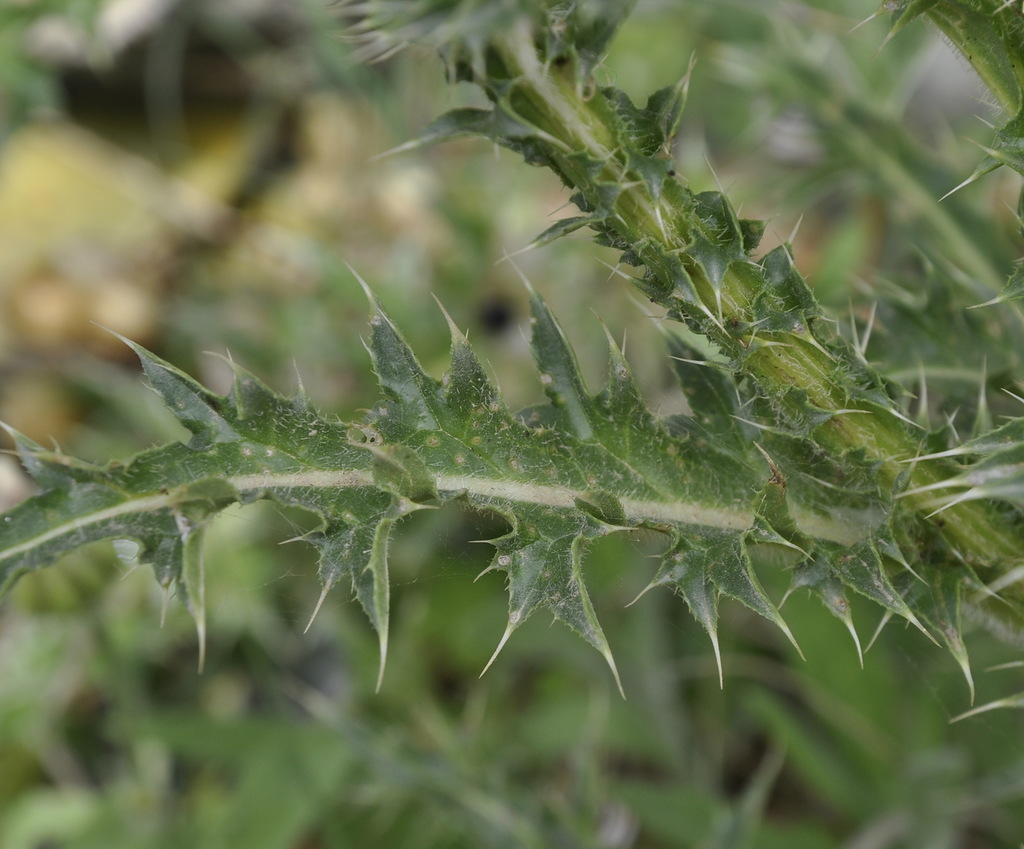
[2,0,1023,713]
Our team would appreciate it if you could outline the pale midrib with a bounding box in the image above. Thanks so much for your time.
[2,466,867,566]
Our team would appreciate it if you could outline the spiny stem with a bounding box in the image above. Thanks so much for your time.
[485,24,1024,582]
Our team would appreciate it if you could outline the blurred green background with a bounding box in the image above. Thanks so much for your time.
[2,1,1024,846]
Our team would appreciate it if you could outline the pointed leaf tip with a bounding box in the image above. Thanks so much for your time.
[431,293,466,345]
[846,619,864,669]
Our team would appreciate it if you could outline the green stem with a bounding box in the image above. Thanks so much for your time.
[926,4,1024,118]
[488,24,1024,582]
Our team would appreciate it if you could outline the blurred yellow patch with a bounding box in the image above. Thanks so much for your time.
[0,118,242,356]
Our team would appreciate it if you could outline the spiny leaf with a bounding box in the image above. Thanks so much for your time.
[482,504,623,695]
[944,109,1024,203]
[0,283,1017,692]
[528,282,599,441]
[636,531,724,685]
[814,539,932,642]
[420,10,1024,611]
[891,564,979,700]
[786,553,863,666]
[121,336,240,448]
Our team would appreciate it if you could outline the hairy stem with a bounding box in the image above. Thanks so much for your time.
[486,23,1024,580]
[925,4,1024,117]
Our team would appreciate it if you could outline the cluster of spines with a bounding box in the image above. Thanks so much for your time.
[1,278,986,698]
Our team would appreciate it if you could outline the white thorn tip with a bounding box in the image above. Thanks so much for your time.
[950,700,1002,723]
[782,622,805,661]
[196,620,207,674]
[786,215,804,245]
[861,301,877,354]
[305,585,331,634]
[366,137,423,162]
[986,565,1024,595]
[343,261,378,306]
[603,647,626,700]
[939,174,979,203]
[865,610,893,653]
[431,293,464,341]
[849,10,881,33]
[710,631,723,689]
[924,489,975,519]
[907,611,941,648]
[480,623,515,678]
[626,581,657,608]
[959,659,976,706]
[845,619,864,669]
[159,585,171,629]
[1001,387,1024,406]
[375,632,389,693]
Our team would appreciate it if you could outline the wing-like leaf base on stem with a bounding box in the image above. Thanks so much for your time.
[1,259,1018,699]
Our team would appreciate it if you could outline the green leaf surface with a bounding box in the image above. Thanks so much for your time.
[1,284,952,688]
[4,0,1024,702]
